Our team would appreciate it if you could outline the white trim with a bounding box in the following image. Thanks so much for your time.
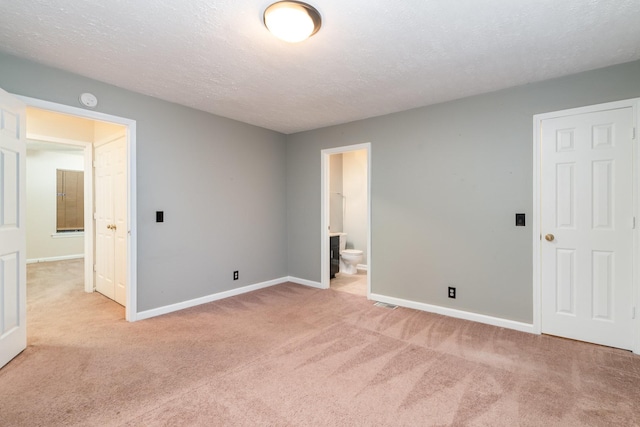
[321,143,372,296]
[136,277,288,321]
[370,293,535,334]
[27,133,91,146]
[17,94,138,323]
[634,102,640,356]
[533,97,640,355]
[288,276,323,289]
[50,231,84,238]
[27,254,84,264]
[532,111,542,335]
[356,264,368,271]
[19,95,136,125]
[127,122,138,321]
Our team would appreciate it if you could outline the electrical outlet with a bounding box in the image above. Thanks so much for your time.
[448,286,456,299]
[233,271,239,280]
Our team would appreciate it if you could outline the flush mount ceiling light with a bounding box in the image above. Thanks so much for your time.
[263,1,321,43]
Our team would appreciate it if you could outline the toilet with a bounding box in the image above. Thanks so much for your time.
[338,234,363,275]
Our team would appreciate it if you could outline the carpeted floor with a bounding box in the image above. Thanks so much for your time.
[1,259,639,426]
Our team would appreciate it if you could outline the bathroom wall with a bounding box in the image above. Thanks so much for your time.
[26,146,85,262]
[342,150,368,265]
[329,154,343,232]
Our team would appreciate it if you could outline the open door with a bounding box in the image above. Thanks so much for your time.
[94,136,127,306]
[0,88,27,369]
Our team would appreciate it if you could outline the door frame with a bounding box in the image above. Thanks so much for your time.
[17,94,138,322]
[532,98,640,354]
[320,143,372,295]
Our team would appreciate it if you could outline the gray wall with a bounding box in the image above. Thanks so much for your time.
[5,50,640,324]
[0,53,288,312]
[286,60,640,323]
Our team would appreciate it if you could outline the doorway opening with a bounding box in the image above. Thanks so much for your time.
[321,143,371,297]
[20,95,138,321]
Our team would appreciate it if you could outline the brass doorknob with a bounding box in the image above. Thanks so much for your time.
[545,234,555,242]
[106,224,112,230]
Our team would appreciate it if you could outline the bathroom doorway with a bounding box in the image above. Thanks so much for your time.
[320,143,371,297]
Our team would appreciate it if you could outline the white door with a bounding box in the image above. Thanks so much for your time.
[94,137,127,306]
[0,88,27,369]
[541,107,634,350]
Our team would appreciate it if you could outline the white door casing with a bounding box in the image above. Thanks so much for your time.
[0,88,26,369]
[95,137,127,306]
[320,143,372,295]
[537,104,636,350]
[113,138,127,305]
[14,94,137,321]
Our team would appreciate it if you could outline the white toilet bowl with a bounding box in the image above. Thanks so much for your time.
[340,249,363,275]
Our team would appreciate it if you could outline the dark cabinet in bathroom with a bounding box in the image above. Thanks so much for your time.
[330,236,340,279]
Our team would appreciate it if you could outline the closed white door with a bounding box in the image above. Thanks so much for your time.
[541,107,634,350]
[0,88,27,369]
[94,137,127,306]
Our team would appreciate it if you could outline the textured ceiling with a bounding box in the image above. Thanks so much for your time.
[1,0,640,134]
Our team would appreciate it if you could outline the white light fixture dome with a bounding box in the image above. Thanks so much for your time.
[263,1,321,43]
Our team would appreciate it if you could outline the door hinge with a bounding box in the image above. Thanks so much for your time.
[93,264,97,272]
[93,212,98,220]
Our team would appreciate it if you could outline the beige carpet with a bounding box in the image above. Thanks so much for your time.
[1,259,639,426]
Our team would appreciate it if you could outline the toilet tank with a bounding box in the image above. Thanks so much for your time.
[339,233,347,252]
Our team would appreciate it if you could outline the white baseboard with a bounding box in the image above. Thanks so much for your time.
[27,254,84,264]
[369,293,535,334]
[134,275,534,335]
[287,276,325,289]
[136,277,288,321]
[357,264,368,271]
